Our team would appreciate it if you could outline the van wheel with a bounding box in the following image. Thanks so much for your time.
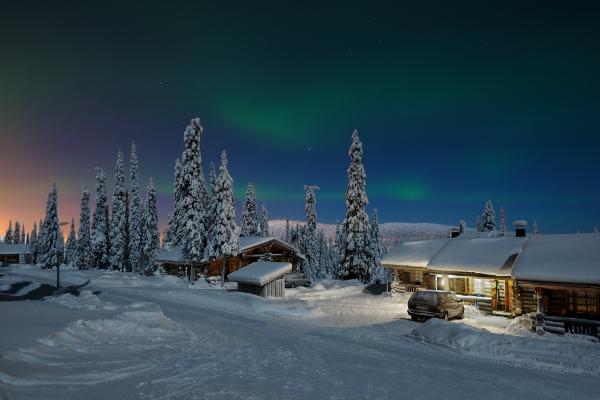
[443,312,449,322]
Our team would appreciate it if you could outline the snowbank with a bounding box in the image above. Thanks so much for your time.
[412,318,600,376]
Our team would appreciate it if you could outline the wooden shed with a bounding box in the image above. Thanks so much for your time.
[0,244,31,264]
[227,260,292,298]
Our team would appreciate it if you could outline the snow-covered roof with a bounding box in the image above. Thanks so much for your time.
[381,238,450,268]
[239,236,304,259]
[157,247,185,262]
[227,261,292,286]
[427,236,528,276]
[512,234,600,285]
[0,244,30,255]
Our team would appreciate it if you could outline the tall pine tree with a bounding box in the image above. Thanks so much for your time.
[339,130,374,282]
[4,221,13,244]
[481,200,496,232]
[240,182,259,236]
[76,187,92,269]
[302,185,320,280]
[13,221,21,244]
[178,119,207,261]
[143,178,159,274]
[65,218,77,265]
[92,168,110,268]
[30,223,38,263]
[40,184,60,270]
[259,204,269,237]
[129,142,144,273]
[204,151,240,279]
[110,151,128,270]
[369,209,385,284]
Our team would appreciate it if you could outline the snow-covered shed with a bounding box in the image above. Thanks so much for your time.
[511,234,600,319]
[0,244,31,264]
[228,261,292,298]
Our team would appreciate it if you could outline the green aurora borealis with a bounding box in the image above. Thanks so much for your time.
[1,1,599,233]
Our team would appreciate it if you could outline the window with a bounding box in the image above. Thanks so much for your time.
[568,290,598,315]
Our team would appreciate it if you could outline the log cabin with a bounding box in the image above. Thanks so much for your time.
[158,236,304,282]
[382,233,526,313]
[0,244,31,264]
[511,233,600,335]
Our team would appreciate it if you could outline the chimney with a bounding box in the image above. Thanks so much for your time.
[450,228,461,238]
[513,220,528,237]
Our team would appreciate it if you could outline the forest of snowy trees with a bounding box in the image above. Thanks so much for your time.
[1,142,160,274]
[2,116,577,285]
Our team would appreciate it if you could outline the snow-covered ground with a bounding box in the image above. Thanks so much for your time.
[1,264,599,399]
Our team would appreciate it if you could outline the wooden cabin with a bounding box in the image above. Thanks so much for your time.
[0,244,31,264]
[382,233,527,314]
[227,261,292,298]
[201,236,304,279]
[158,237,304,282]
[512,234,600,333]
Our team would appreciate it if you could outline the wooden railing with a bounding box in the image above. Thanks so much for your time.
[530,313,600,338]
[394,284,421,293]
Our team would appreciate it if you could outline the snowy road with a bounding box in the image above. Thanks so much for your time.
[1,267,599,399]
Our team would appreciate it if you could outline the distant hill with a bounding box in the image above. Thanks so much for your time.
[268,219,452,251]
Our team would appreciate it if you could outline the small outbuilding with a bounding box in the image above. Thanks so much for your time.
[0,244,31,264]
[227,260,292,298]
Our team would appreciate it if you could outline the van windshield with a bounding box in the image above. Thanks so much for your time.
[412,292,437,303]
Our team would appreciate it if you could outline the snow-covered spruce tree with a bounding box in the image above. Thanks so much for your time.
[30,223,38,263]
[4,221,13,244]
[533,221,539,235]
[285,214,291,243]
[475,216,482,233]
[76,187,92,270]
[240,182,259,236]
[167,158,184,248]
[259,204,269,237]
[339,130,374,282]
[92,168,110,269]
[13,221,21,244]
[481,200,496,232]
[369,209,385,284]
[57,229,65,265]
[178,119,208,262]
[65,218,77,265]
[459,220,466,234]
[204,162,218,242]
[128,142,144,273]
[333,221,344,276]
[110,151,128,271]
[302,185,320,280]
[143,178,159,274]
[20,227,25,245]
[499,207,506,237]
[41,184,60,269]
[204,151,240,281]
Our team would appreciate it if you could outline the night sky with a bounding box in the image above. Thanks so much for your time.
[1,1,599,235]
